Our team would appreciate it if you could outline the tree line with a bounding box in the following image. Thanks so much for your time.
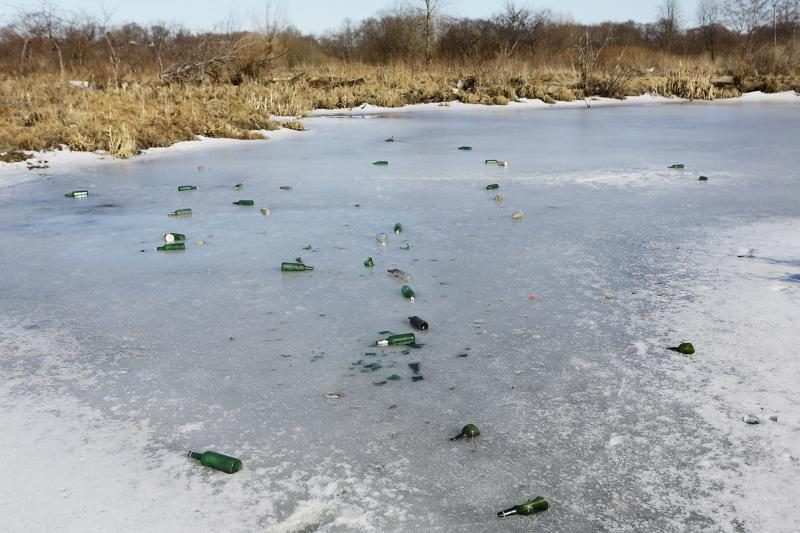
[1,0,798,86]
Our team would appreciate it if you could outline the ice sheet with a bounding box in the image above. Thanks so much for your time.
[1,101,799,532]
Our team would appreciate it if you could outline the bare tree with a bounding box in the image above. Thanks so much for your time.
[725,0,770,54]
[493,1,549,59]
[697,0,720,60]
[656,0,681,52]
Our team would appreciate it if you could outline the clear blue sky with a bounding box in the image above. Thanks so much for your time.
[4,1,700,34]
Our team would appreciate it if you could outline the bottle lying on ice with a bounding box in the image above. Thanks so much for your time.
[232,200,254,206]
[168,208,192,217]
[408,316,428,330]
[163,232,186,243]
[377,333,416,346]
[177,185,197,191]
[188,450,242,474]
[451,423,480,440]
[156,242,185,251]
[497,496,550,517]
[65,190,89,198]
[281,262,314,271]
[394,223,402,234]
[401,285,415,301]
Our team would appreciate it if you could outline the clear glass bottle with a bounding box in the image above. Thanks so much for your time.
[65,190,89,198]
[188,450,242,474]
[163,233,186,243]
[168,208,192,217]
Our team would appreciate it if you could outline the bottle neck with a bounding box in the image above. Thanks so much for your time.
[497,507,518,517]
[188,451,202,460]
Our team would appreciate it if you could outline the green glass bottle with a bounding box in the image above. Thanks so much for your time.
[232,200,254,206]
[497,497,550,517]
[65,190,89,198]
[156,242,185,251]
[485,183,499,190]
[698,175,709,181]
[458,146,473,151]
[234,183,243,190]
[668,164,685,169]
[373,160,389,166]
[168,208,192,217]
[281,262,314,271]
[377,333,416,346]
[394,223,402,234]
[163,232,186,243]
[668,342,695,355]
[451,423,480,441]
[364,257,374,267]
[401,285,415,301]
[177,185,197,191]
[485,159,498,165]
[188,450,242,474]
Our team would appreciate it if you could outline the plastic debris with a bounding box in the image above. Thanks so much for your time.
[668,342,695,355]
[511,210,524,220]
[376,233,388,245]
[386,374,402,381]
[188,450,242,474]
[364,257,374,267]
[195,240,207,245]
[325,393,343,400]
[742,415,761,425]
[387,268,411,282]
[497,497,550,517]
[769,415,778,422]
[260,207,271,216]
[65,190,89,198]
[451,423,480,441]
[737,248,755,258]
[497,160,508,167]
[495,193,504,202]
[409,316,428,330]
[385,136,395,142]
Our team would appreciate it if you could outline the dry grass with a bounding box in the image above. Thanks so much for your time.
[1,61,798,158]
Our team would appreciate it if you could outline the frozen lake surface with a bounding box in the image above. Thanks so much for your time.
[1,99,799,532]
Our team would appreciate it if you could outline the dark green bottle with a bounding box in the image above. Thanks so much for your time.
[156,242,185,251]
[373,160,389,166]
[377,333,416,346]
[401,285,415,301]
[668,164,685,169]
[364,257,374,267]
[451,423,480,441]
[168,208,192,217]
[234,183,243,190]
[232,200,254,206]
[497,496,550,517]
[485,183,499,190]
[188,450,242,474]
[409,316,428,330]
[668,342,695,355]
[394,223,402,234]
[485,159,498,165]
[698,175,709,181]
[281,262,314,272]
[177,185,197,191]
[458,146,473,151]
[65,190,89,198]
[163,232,186,243]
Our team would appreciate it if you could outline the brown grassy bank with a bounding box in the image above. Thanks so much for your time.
[1,64,798,161]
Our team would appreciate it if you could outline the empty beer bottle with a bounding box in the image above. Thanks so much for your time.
[394,223,402,234]
[409,316,428,330]
[188,450,242,474]
[281,262,314,272]
[451,423,480,441]
[234,183,243,190]
[698,175,709,181]
[485,183,499,190]
[668,164,685,169]
[156,242,185,251]
[373,160,389,166]
[163,232,186,243]
[401,285,415,301]
[458,146,473,151]
[485,159,498,165]
[668,342,695,355]
[177,185,197,191]
[497,497,550,517]
[65,190,89,198]
[168,208,192,217]
[377,333,416,346]
[364,257,374,267]
[232,200,254,206]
